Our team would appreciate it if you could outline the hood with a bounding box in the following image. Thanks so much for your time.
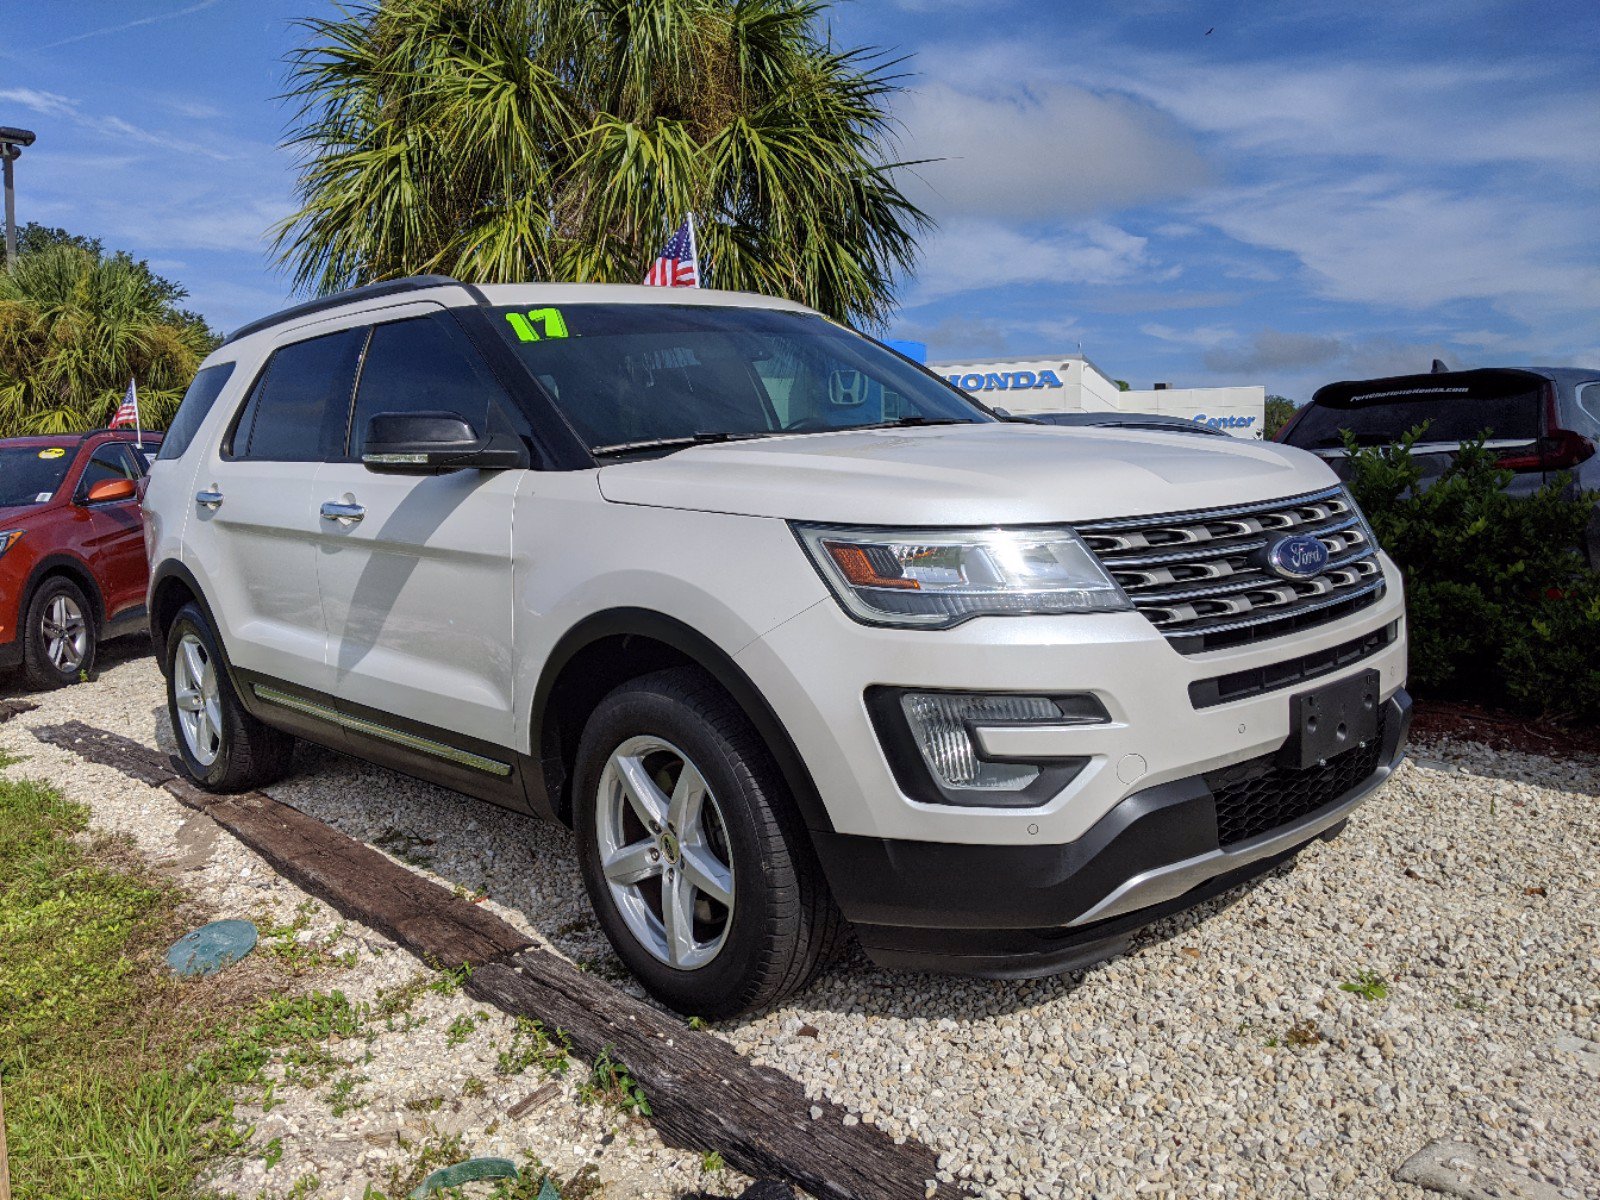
[0,505,45,526]
[597,423,1339,525]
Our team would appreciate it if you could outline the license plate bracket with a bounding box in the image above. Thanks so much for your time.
[1281,668,1380,770]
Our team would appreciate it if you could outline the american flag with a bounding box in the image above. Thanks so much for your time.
[110,379,140,431]
[642,215,700,288]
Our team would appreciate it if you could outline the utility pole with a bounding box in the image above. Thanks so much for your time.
[0,126,38,272]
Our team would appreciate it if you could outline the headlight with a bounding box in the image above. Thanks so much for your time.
[0,530,24,557]
[793,523,1131,628]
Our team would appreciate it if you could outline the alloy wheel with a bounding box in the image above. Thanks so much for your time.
[594,735,736,970]
[41,594,88,674]
[173,631,222,767]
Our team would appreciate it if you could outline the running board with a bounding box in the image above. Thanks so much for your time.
[251,684,512,777]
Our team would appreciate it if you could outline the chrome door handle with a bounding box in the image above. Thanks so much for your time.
[320,500,365,523]
[195,490,223,510]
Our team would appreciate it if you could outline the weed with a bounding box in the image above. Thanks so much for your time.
[1339,970,1390,1002]
[687,1015,708,1031]
[581,1045,652,1117]
[1285,1019,1322,1047]
[404,1094,445,1112]
[496,1016,571,1079]
[428,962,472,996]
[286,1172,322,1198]
[700,1149,726,1174]
[327,1072,367,1116]
[263,1136,284,1169]
[462,1076,487,1098]
[446,1010,488,1047]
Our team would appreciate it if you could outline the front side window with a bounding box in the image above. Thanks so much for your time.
[0,446,74,506]
[77,445,138,498]
[230,329,366,462]
[348,313,516,457]
[489,304,988,455]
[158,362,236,461]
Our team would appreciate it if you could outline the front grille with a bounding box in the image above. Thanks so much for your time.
[1206,713,1386,846]
[1077,486,1385,653]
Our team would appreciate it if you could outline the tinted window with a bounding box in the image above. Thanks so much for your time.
[231,329,366,462]
[0,446,74,506]
[349,313,514,456]
[1287,371,1543,449]
[490,305,986,453]
[78,445,138,497]
[158,362,236,461]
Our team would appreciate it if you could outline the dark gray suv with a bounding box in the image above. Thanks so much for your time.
[1278,365,1600,563]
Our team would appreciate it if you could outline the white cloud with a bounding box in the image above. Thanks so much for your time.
[906,219,1156,303]
[1197,174,1600,326]
[0,87,230,162]
[895,80,1211,222]
[1140,322,1237,348]
[0,87,79,119]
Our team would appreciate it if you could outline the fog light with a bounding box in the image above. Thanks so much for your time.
[899,693,1061,791]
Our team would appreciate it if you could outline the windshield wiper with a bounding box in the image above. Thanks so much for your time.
[852,416,976,431]
[590,431,770,458]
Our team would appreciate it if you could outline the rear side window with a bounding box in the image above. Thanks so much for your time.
[347,313,515,457]
[231,329,366,462]
[157,362,236,461]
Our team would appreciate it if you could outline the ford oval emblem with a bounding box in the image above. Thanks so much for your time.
[1264,534,1329,580]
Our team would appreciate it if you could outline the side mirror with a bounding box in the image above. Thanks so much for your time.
[84,478,137,504]
[361,411,529,475]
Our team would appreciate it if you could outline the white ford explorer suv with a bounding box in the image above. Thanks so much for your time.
[144,277,1410,1017]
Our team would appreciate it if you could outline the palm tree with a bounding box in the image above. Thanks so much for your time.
[0,244,214,436]
[275,0,927,326]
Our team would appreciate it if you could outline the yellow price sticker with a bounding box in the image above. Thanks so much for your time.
[38,447,66,459]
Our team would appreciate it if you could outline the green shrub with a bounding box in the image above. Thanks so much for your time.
[1342,427,1600,723]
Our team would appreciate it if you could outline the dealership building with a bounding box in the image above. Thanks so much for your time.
[926,353,1266,439]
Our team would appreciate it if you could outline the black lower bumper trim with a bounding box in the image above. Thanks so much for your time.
[816,689,1410,979]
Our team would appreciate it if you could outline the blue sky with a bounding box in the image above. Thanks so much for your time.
[2,0,1596,399]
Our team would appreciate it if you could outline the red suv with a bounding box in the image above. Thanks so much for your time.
[0,429,162,688]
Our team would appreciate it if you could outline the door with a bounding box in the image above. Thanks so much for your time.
[76,443,147,620]
[314,309,524,748]
[194,326,366,695]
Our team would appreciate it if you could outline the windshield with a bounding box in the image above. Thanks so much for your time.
[0,446,73,506]
[490,304,988,454]
[1287,369,1544,449]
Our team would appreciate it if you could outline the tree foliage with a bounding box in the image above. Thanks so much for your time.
[1343,426,1600,723]
[1263,394,1297,438]
[0,225,218,436]
[275,0,928,326]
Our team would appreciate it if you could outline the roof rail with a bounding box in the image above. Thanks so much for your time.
[220,275,466,346]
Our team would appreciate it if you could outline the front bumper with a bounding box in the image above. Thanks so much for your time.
[816,689,1411,978]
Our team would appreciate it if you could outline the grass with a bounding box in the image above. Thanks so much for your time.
[0,754,392,1199]
[0,757,256,1198]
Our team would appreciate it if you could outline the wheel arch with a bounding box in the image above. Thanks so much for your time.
[23,554,108,629]
[148,560,217,675]
[529,608,834,835]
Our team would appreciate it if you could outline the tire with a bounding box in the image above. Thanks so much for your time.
[165,602,295,792]
[573,667,846,1018]
[22,576,97,690]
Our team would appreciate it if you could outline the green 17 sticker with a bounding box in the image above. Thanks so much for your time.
[505,308,568,342]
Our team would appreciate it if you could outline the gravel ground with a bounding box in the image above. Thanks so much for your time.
[4,642,1597,1200]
